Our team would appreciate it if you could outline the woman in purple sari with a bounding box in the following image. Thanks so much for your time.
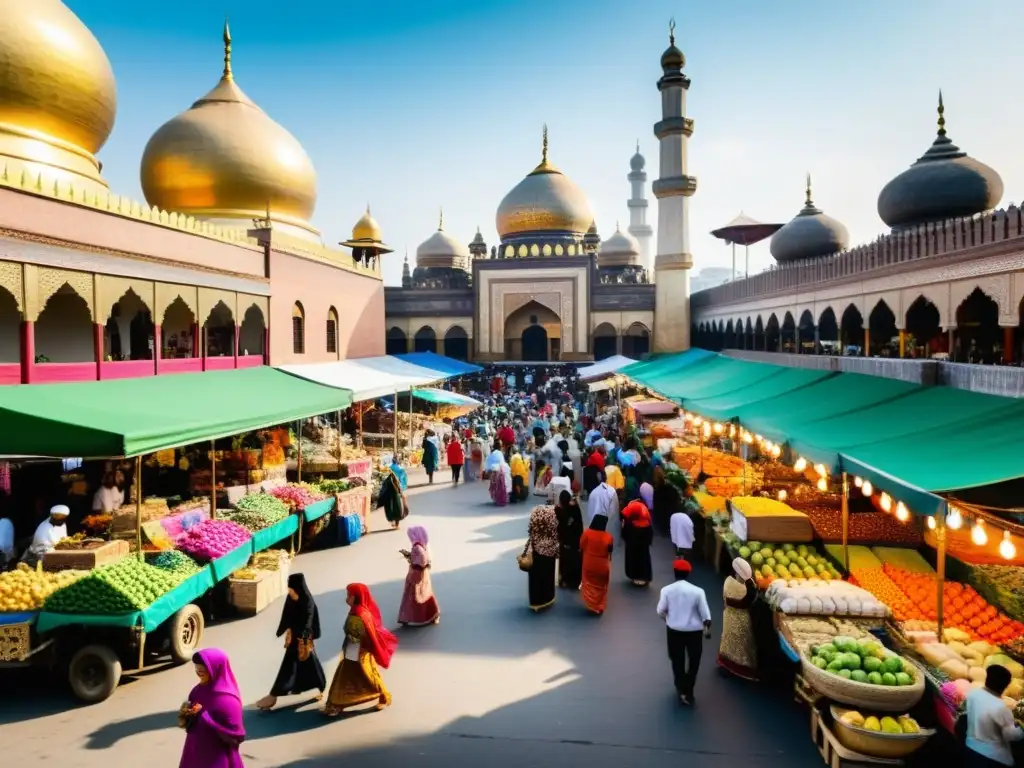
[179,648,246,768]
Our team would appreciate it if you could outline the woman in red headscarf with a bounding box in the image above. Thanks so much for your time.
[323,584,398,717]
[620,499,654,587]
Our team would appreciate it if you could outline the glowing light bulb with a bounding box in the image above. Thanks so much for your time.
[713,422,724,435]
[814,463,828,478]
[853,476,863,488]
[684,413,694,422]
[927,515,936,530]
[793,457,807,472]
[754,435,763,443]
[771,444,782,459]
[946,506,963,530]
[816,477,828,492]
[971,519,988,546]
[895,501,910,522]
[777,489,788,502]
[879,493,892,513]
[728,424,737,439]
[1000,531,1016,560]
[861,480,873,496]
[702,423,711,438]
[743,433,754,444]
[693,417,702,427]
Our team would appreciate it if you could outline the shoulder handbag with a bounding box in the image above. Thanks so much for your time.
[517,539,534,571]
[297,635,314,662]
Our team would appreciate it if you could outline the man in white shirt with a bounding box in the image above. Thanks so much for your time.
[656,559,712,706]
[586,478,618,527]
[965,664,1023,767]
[670,509,695,558]
[92,472,124,513]
[26,504,70,565]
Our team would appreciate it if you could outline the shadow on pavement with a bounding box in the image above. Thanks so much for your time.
[84,710,178,749]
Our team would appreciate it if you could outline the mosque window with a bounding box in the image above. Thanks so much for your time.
[530,244,540,257]
[292,302,305,354]
[326,307,339,354]
[518,245,527,258]
[567,245,576,256]
[504,245,514,258]
[555,244,564,256]
[542,244,552,256]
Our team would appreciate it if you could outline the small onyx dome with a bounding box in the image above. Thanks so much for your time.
[661,22,685,70]
[770,177,849,263]
[877,94,1003,230]
[416,213,470,270]
[351,207,382,242]
[496,127,593,240]
[0,0,117,192]
[141,24,318,235]
[630,145,645,172]
[599,225,641,268]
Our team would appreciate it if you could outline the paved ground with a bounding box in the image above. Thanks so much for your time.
[0,470,824,767]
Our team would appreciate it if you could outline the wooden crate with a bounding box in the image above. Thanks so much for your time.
[811,709,904,768]
[43,539,129,572]
[228,560,290,615]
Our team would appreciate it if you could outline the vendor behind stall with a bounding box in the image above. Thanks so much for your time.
[23,504,70,565]
[0,516,14,568]
[92,472,125,513]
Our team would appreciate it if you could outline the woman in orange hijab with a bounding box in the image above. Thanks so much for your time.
[621,499,653,586]
[579,515,614,615]
[323,584,398,716]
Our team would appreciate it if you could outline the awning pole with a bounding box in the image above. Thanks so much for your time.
[297,420,303,482]
[393,389,398,455]
[409,387,415,452]
[210,441,217,520]
[936,503,948,642]
[136,455,144,561]
[336,409,343,475]
[841,472,850,573]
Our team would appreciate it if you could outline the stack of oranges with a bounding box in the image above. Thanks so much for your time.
[882,564,1024,645]
[849,568,923,622]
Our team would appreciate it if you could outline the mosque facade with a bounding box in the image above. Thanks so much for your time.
[0,3,385,385]
[384,29,696,363]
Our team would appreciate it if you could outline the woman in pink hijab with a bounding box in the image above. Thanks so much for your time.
[398,525,440,626]
[179,648,246,768]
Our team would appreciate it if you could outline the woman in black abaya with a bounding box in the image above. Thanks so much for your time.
[257,573,327,710]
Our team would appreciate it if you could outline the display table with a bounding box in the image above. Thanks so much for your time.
[302,497,336,523]
[210,542,254,582]
[251,515,299,552]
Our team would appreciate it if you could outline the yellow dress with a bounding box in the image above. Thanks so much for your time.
[323,616,392,714]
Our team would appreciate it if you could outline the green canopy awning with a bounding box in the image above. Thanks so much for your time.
[789,387,1024,471]
[0,367,352,458]
[620,348,716,386]
[734,373,919,445]
[683,367,836,423]
[652,357,788,403]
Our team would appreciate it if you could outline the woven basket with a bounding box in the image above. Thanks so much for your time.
[800,653,925,712]
[830,705,934,758]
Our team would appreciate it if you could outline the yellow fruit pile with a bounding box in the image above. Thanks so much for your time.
[840,709,920,734]
[731,496,804,518]
[0,563,88,612]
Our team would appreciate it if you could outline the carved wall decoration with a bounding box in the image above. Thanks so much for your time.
[0,260,23,312]
[156,283,199,323]
[37,267,94,320]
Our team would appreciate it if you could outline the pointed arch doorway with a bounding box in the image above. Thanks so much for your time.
[503,300,561,361]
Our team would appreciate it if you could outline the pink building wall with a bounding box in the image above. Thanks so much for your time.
[268,250,385,366]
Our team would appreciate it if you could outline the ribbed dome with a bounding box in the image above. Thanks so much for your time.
[416,213,470,270]
[599,225,641,268]
[877,94,1003,230]
[495,127,593,240]
[140,23,318,235]
[351,206,382,242]
[770,177,849,263]
[0,0,117,194]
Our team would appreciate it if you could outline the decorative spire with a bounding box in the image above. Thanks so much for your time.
[636,139,640,153]
[937,90,946,137]
[541,124,549,165]
[222,19,233,82]
[669,17,676,45]
[438,207,444,230]
[366,203,371,215]
[804,173,813,206]
[616,220,621,231]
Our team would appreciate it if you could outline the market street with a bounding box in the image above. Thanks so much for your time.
[1,470,822,767]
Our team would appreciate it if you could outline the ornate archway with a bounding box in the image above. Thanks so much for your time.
[504,300,561,361]
[593,322,617,361]
[414,326,437,354]
[623,322,651,358]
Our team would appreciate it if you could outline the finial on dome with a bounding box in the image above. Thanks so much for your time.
[366,202,371,215]
[669,17,676,45]
[222,19,233,82]
[937,90,946,137]
[541,124,549,164]
[636,139,640,153]
[805,173,813,206]
[615,221,621,231]
[438,207,444,231]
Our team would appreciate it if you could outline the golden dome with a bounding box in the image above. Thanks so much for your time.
[0,0,117,194]
[140,23,317,233]
[495,126,593,239]
[351,206,382,242]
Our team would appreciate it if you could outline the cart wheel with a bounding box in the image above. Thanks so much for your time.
[169,604,205,664]
[69,644,122,704]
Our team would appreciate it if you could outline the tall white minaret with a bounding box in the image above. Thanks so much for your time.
[627,141,654,275]
[652,19,696,353]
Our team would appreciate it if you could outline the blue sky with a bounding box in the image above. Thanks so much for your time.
[74,0,1023,287]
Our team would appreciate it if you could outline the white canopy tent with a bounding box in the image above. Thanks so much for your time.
[577,355,635,382]
[278,356,443,402]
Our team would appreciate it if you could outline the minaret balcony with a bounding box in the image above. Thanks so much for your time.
[654,117,695,140]
[652,175,698,198]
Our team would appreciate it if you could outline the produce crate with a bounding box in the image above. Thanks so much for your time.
[810,708,905,768]
[228,559,290,616]
[42,539,129,572]
[336,486,370,520]
[0,622,31,662]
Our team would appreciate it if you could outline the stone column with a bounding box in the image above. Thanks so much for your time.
[154,324,162,375]
[233,323,240,368]
[1003,325,1015,365]
[20,321,34,384]
[93,323,103,379]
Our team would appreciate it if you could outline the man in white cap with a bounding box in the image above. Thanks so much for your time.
[26,504,70,563]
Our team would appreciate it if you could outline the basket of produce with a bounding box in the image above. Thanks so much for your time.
[738,541,842,587]
[223,493,290,532]
[43,538,130,572]
[830,706,933,758]
[0,563,89,612]
[969,564,1024,624]
[802,637,925,711]
[729,496,814,543]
